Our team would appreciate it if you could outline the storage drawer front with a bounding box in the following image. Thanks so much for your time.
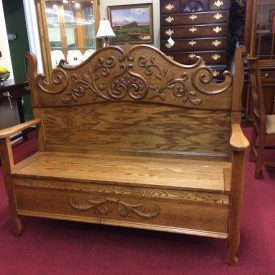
[209,0,230,10]
[165,51,227,65]
[161,37,227,52]
[14,178,229,236]
[160,0,179,14]
[161,24,228,39]
[161,11,229,26]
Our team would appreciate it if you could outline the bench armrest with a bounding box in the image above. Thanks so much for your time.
[0,119,41,139]
[230,124,249,151]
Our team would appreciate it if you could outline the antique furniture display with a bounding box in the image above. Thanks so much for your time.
[247,55,275,178]
[160,0,230,79]
[0,44,248,265]
[35,0,99,78]
[244,0,275,123]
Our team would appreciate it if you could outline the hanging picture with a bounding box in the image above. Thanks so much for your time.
[107,4,154,44]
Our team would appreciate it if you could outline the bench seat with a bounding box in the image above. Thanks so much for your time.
[12,152,231,193]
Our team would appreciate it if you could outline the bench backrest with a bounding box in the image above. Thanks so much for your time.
[26,45,245,160]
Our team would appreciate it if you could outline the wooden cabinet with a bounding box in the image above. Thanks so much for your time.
[160,0,230,79]
[244,0,275,122]
[35,0,99,78]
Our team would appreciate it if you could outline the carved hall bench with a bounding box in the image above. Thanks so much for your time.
[0,44,248,265]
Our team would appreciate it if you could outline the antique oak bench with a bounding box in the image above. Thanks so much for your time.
[0,44,248,265]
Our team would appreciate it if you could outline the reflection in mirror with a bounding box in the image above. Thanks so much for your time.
[255,1,275,60]
[45,0,97,67]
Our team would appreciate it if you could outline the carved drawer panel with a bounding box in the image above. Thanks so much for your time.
[161,11,228,26]
[165,51,227,65]
[14,178,229,237]
[161,37,227,52]
[160,24,228,39]
[160,0,179,14]
[209,0,230,10]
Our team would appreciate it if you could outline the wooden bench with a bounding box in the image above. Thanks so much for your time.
[0,44,248,265]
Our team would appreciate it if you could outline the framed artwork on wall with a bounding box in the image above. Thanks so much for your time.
[269,9,275,33]
[107,3,154,44]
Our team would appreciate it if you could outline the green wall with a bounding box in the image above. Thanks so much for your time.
[3,0,33,120]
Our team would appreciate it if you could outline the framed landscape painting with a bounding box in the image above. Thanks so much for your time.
[108,4,154,44]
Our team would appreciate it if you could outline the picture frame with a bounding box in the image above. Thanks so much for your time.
[269,9,275,33]
[107,4,154,44]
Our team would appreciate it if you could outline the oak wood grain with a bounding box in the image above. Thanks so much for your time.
[12,152,231,193]
[0,44,247,265]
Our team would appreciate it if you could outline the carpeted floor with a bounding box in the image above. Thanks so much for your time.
[0,129,274,275]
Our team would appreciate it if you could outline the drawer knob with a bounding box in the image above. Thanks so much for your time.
[213,13,223,20]
[165,29,174,36]
[189,14,198,21]
[213,26,222,33]
[189,40,197,46]
[261,73,269,78]
[165,16,175,23]
[165,43,174,49]
[211,54,221,60]
[212,40,222,47]
[214,0,224,7]
[189,27,197,33]
[189,53,197,59]
[165,3,175,11]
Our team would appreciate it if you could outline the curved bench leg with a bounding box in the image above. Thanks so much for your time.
[11,215,23,236]
[227,226,240,265]
[227,150,246,265]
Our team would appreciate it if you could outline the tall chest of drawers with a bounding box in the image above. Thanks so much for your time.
[160,0,230,78]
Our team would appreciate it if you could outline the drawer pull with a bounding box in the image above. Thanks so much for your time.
[165,16,175,23]
[165,43,174,49]
[213,13,223,20]
[189,27,197,33]
[189,40,197,46]
[212,40,221,47]
[212,70,220,77]
[213,26,222,33]
[214,0,224,7]
[189,53,197,59]
[211,54,221,60]
[189,14,198,21]
[261,73,269,79]
[165,3,175,11]
[165,29,174,36]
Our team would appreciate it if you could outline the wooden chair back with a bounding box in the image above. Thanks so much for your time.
[247,55,275,178]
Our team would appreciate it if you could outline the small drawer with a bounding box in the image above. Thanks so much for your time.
[160,24,228,39]
[164,51,227,65]
[160,37,227,52]
[160,11,229,26]
[209,0,230,10]
[160,0,179,14]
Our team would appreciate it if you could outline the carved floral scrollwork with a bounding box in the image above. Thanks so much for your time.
[108,64,148,100]
[138,56,202,105]
[192,67,232,95]
[61,56,117,103]
[37,68,69,94]
[70,197,160,219]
